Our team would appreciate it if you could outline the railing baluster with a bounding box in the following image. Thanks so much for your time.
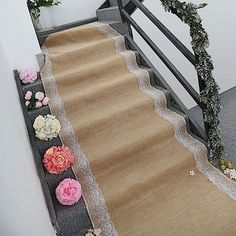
[121,9,202,107]
[130,0,196,65]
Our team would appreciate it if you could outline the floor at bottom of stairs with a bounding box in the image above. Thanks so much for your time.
[189,86,236,165]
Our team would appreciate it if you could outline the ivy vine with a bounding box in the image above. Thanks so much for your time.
[160,0,225,165]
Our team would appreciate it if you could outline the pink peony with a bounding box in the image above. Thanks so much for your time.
[42,96,50,106]
[25,101,30,107]
[24,91,33,100]
[56,178,82,206]
[19,68,37,84]
[43,146,76,174]
[35,101,43,108]
[35,91,45,101]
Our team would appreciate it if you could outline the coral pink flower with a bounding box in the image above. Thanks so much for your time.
[56,178,82,205]
[35,91,45,101]
[35,101,43,108]
[24,91,33,100]
[19,68,37,84]
[42,96,50,106]
[43,146,76,174]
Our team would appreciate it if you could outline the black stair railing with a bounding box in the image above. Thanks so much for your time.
[117,0,209,139]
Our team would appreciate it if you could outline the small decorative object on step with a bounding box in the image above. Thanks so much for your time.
[56,178,82,206]
[33,114,61,140]
[19,68,37,84]
[189,170,195,176]
[25,90,49,110]
[43,146,75,174]
[224,168,236,180]
[85,228,102,236]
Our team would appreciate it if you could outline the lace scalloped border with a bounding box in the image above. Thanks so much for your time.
[40,46,118,236]
[40,22,236,236]
[92,22,236,201]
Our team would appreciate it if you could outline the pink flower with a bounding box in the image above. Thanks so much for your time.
[35,101,43,108]
[43,146,76,174]
[25,101,30,107]
[35,91,45,101]
[189,170,195,176]
[56,178,82,206]
[19,68,37,84]
[24,91,32,100]
[42,96,50,106]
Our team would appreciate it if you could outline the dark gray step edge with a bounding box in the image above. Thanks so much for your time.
[97,6,122,22]
[17,72,93,236]
[126,36,206,142]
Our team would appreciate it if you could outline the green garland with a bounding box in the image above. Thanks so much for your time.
[160,0,225,165]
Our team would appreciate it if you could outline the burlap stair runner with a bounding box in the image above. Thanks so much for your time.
[41,23,236,236]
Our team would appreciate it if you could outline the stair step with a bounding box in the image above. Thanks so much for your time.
[109,0,130,6]
[97,6,122,22]
[22,78,44,94]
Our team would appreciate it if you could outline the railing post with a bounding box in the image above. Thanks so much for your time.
[117,0,125,23]
[116,0,134,38]
[117,0,124,11]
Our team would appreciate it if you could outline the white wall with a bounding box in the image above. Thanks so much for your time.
[0,0,41,70]
[132,0,236,108]
[0,1,104,234]
[52,0,105,26]
[0,43,55,236]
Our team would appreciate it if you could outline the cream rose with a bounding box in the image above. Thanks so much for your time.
[33,115,45,129]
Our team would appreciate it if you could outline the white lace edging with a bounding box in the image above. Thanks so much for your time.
[92,22,236,200]
[40,46,118,236]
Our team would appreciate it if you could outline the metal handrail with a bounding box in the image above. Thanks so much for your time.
[121,9,202,107]
[117,0,208,139]
[128,0,196,65]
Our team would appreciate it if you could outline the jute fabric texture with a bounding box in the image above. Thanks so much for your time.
[42,23,236,236]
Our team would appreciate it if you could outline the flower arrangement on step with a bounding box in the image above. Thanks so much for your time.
[56,178,82,206]
[19,68,37,84]
[33,114,61,140]
[43,146,75,174]
[27,0,62,20]
[219,159,236,180]
[85,228,102,236]
[25,91,49,110]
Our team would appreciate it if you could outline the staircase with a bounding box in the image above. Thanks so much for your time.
[14,1,223,236]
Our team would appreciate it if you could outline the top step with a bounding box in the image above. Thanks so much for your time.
[109,0,130,6]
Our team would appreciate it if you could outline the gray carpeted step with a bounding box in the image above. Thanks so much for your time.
[97,6,122,21]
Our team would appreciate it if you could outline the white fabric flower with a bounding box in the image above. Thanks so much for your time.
[35,91,45,101]
[229,169,236,180]
[33,115,45,129]
[94,228,102,235]
[33,114,61,141]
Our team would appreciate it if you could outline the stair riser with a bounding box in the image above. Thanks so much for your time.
[97,7,122,22]
[109,22,130,36]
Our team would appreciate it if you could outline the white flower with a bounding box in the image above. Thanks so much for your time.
[85,233,93,236]
[36,131,47,140]
[35,91,45,101]
[224,168,231,176]
[33,114,60,141]
[229,169,236,180]
[51,118,61,133]
[189,170,195,176]
[33,115,45,129]
[94,228,102,235]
